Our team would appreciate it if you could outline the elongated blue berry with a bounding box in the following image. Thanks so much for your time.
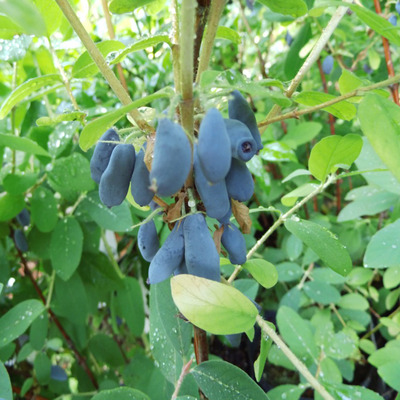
[14,229,28,252]
[396,1,400,15]
[194,146,230,220]
[130,147,154,206]
[228,91,263,151]
[138,220,159,262]
[99,144,135,207]
[322,55,334,75]
[221,223,247,265]
[90,129,120,183]
[150,119,191,197]
[389,14,397,26]
[17,208,30,226]
[197,108,231,183]
[225,158,254,202]
[224,119,257,162]
[148,221,184,284]
[184,214,220,282]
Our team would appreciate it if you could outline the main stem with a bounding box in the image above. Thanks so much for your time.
[54,0,153,133]
[256,315,335,400]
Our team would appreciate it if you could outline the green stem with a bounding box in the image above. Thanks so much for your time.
[179,0,196,135]
[256,315,335,400]
[195,0,226,83]
[361,305,400,340]
[264,0,352,122]
[259,72,400,127]
[54,0,153,133]
[228,175,336,283]
[101,231,125,280]
[46,270,56,309]
[171,0,181,94]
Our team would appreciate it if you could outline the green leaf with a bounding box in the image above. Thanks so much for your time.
[79,88,173,151]
[215,26,241,44]
[243,259,278,289]
[280,122,322,149]
[50,217,83,281]
[34,352,51,385]
[31,187,58,233]
[284,23,311,79]
[72,40,126,78]
[281,183,319,207]
[150,279,192,383]
[303,281,341,305]
[170,275,258,335]
[276,262,303,282]
[33,0,63,35]
[383,266,400,289]
[346,267,374,287]
[48,153,95,199]
[0,0,46,36]
[0,363,12,400]
[254,324,274,382]
[260,142,297,162]
[29,311,48,351]
[3,173,38,194]
[36,111,86,126]
[284,218,352,276]
[0,299,45,347]
[110,34,171,65]
[377,362,400,391]
[0,192,24,221]
[369,345,400,368]
[52,274,88,325]
[115,277,145,336]
[267,384,305,400]
[295,91,357,121]
[364,219,400,269]
[325,383,385,400]
[309,134,363,182]
[0,15,23,39]
[337,293,369,311]
[109,0,156,13]
[79,191,133,232]
[92,387,150,400]
[276,306,318,364]
[0,133,49,156]
[191,360,268,400]
[358,93,400,183]
[0,74,62,119]
[88,333,125,367]
[338,69,364,102]
[256,0,307,18]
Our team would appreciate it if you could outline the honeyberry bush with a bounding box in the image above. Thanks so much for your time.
[1,0,400,399]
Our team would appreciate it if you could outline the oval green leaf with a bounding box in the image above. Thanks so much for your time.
[50,217,83,281]
[92,387,150,400]
[191,360,269,400]
[0,363,12,400]
[0,192,24,221]
[0,299,45,348]
[284,218,352,276]
[243,259,278,289]
[309,134,363,182]
[256,0,307,18]
[0,133,49,156]
[170,275,258,335]
[31,187,58,233]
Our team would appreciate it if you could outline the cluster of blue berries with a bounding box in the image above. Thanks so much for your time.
[90,91,262,284]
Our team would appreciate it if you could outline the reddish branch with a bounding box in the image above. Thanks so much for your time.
[14,245,99,390]
[373,0,399,105]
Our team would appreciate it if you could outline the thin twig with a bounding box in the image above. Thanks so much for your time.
[256,315,335,400]
[54,0,153,133]
[171,359,193,400]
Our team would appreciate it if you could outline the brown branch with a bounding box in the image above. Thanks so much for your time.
[12,234,99,389]
[373,0,399,105]
[193,0,211,79]
[100,0,129,92]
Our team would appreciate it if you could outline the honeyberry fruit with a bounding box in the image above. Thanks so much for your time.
[14,229,28,252]
[16,208,30,227]
[396,1,400,15]
[130,146,154,207]
[194,145,230,220]
[389,15,397,26]
[322,55,334,75]
[148,221,184,284]
[197,108,231,183]
[221,223,247,265]
[225,158,254,202]
[184,214,220,282]
[149,118,191,197]
[224,119,257,162]
[228,90,263,151]
[99,144,135,207]
[90,129,120,183]
[138,220,160,262]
